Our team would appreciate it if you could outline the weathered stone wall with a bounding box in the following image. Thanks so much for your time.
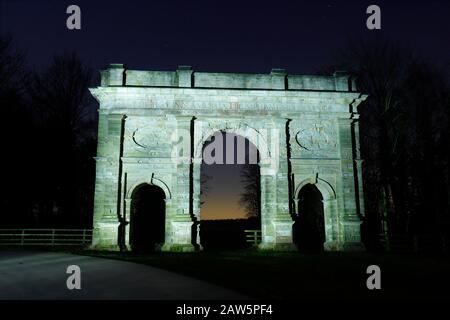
[89,64,367,252]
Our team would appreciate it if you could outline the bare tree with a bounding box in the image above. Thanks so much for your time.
[239,164,260,219]
[200,170,211,207]
[29,53,97,227]
[30,53,95,141]
[0,36,27,96]
[332,36,450,248]
[0,36,33,227]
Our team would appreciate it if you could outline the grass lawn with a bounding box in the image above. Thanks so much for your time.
[74,249,450,301]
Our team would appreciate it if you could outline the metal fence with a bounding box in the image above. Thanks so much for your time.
[0,229,93,247]
[244,229,262,246]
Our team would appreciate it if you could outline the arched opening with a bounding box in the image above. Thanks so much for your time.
[130,184,166,252]
[293,184,325,252]
[200,131,261,251]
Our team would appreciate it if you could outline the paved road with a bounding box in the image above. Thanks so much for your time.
[0,250,249,300]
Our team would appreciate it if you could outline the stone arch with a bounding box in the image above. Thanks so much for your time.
[123,175,172,251]
[126,174,172,200]
[195,128,263,250]
[194,122,271,162]
[294,176,337,251]
[129,182,167,252]
[294,176,336,201]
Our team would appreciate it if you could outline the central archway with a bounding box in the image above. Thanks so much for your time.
[130,184,166,252]
[199,131,261,251]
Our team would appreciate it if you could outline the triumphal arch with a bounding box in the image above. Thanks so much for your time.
[89,64,367,252]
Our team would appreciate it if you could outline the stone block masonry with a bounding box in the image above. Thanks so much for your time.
[89,64,367,252]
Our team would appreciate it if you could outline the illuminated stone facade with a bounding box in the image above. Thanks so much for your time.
[89,64,367,252]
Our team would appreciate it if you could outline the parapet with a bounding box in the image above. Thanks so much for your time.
[100,64,357,92]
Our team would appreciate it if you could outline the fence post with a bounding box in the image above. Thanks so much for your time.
[0,229,94,247]
[51,229,55,247]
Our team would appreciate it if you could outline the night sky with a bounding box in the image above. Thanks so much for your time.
[201,133,259,220]
[201,163,248,220]
[1,0,449,220]
[1,0,449,73]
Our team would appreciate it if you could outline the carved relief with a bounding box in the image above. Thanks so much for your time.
[127,119,173,157]
[294,120,337,157]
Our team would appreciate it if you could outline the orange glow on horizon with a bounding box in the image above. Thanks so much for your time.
[201,196,247,220]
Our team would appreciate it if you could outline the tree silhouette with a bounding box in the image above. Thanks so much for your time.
[0,36,33,227]
[239,164,260,219]
[29,52,97,227]
[332,36,450,249]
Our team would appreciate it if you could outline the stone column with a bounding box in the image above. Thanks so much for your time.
[123,197,132,249]
[162,116,195,252]
[337,117,365,251]
[91,112,125,250]
[323,198,340,251]
[191,118,205,249]
[258,118,296,251]
[192,158,202,249]
[259,166,276,249]
[352,116,365,218]
[163,198,175,247]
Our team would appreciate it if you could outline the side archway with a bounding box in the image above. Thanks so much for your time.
[126,175,172,200]
[293,177,337,251]
[129,183,166,252]
[294,177,336,201]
